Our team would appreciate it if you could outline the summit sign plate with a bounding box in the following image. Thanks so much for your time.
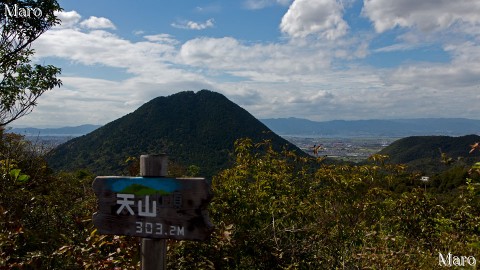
[92,176,213,241]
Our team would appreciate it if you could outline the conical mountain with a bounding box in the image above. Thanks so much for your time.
[47,90,304,176]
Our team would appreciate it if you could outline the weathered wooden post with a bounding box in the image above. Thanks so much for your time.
[140,154,168,270]
[92,154,214,269]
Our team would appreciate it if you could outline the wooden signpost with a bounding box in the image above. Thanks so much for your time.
[92,154,213,269]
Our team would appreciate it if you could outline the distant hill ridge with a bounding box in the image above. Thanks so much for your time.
[261,117,480,137]
[13,117,480,138]
[8,124,101,136]
[378,135,480,173]
[46,90,303,176]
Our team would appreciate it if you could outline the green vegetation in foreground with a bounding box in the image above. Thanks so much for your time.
[120,183,170,196]
[2,130,480,269]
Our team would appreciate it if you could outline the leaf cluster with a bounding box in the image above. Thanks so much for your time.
[169,138,480,269]
[0,0,62,126]
[2,134,480,269]
[0,129,104,269]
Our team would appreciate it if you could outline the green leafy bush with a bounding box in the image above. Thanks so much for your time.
[169,138,480,269]
[2,133,479,269]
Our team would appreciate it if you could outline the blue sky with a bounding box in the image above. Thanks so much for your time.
[13,0,480,127]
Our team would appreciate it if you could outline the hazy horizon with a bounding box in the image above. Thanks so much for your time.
[9,117,480,130]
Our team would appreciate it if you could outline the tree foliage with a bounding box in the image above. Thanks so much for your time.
[170,138,480,269]
[0,0,62,126]
[1,133,480,268]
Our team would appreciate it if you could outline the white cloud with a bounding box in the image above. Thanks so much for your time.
[34,29,178,76]
[179,37,244,68]
[171,18,215,30]
[280,0,348,40]
[362,0,480,33]
[80,16,116,30]
[178,37,332,78]
[54,10,81,29]
[143,34,179,45]
[244,0,292,10]
[389,42,480,89]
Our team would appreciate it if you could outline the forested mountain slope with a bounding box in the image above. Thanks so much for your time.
[46,90,304,176]
[378,135,480,172]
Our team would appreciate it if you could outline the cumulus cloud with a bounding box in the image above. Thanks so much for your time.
[54,10,81,28]
[171,18,215,30]
[280,0,348,40]
[362,0,480,33]
[178,36,332,78]
[388,42,480,89]
[80,16,116,30]
[179,37,245,67]
[35,29,179,75]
